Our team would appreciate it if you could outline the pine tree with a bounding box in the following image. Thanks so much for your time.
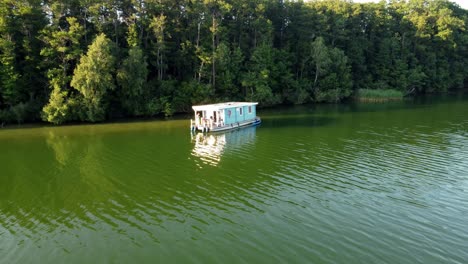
[117,46,148,116]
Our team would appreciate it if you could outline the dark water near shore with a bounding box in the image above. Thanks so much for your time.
[1,96,467,263]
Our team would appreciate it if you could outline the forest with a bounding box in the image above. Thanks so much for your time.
[0,0,467,124]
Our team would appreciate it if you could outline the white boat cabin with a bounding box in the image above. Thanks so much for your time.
[191,102,260,132]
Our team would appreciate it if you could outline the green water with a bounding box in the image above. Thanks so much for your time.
[1,96,468,263]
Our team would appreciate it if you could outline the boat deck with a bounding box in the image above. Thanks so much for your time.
[191,117,261,133]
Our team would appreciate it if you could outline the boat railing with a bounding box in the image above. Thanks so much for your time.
[191,117,225,130]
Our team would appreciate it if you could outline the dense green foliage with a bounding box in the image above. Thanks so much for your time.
[0,0,467,124]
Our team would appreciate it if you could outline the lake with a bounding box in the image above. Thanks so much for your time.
[1,95,467,263]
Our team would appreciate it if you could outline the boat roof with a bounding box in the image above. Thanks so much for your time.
[192,102,258,111]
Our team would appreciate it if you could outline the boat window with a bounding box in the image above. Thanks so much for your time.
[239,107,243,115]
[248,106,252,114]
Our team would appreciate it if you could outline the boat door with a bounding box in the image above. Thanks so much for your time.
[218,110,224,126]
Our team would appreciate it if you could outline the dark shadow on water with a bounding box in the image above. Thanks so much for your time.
[261,115,337,129]
[261,100,419,116]
[258,93,468,117]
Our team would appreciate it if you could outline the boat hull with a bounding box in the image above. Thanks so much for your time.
[192,117,261,133]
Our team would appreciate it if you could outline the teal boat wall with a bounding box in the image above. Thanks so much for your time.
[223,107,237,125]
[243,105,256,121]
[223,105,256,125]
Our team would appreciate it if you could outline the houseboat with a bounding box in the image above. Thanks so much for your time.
[191,102,261,133]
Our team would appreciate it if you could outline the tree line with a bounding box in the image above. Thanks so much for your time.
[0,0,467,124]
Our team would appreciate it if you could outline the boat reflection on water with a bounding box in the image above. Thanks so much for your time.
[191,126,258,167]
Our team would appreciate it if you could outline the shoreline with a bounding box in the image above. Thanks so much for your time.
[1,91,466,130]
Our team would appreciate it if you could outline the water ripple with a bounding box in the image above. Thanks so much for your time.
[1,101,468,263]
